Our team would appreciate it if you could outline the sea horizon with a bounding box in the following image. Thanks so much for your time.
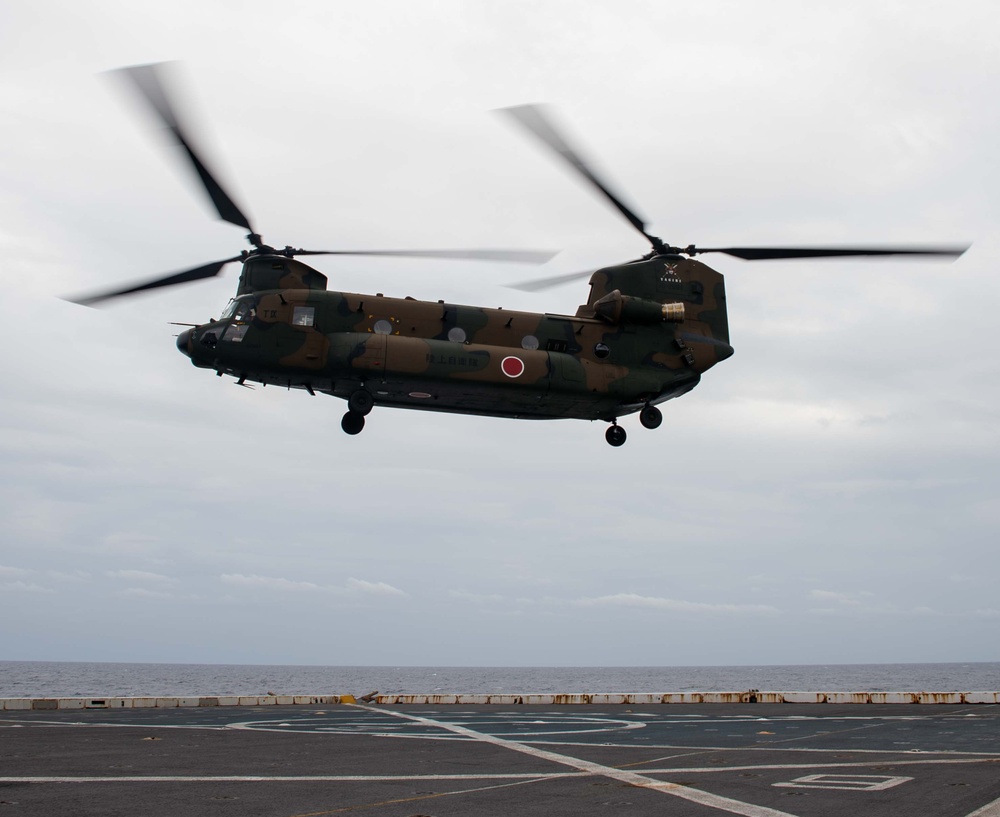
[2,660,998,699]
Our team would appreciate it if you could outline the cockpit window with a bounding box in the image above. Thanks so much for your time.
[233,300,256,323]
[221,296,256,323]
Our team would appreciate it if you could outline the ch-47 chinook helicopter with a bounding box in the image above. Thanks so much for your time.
[71,64,968,446]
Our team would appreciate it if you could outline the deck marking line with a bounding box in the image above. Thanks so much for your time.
[5,755,993,784]
[521,739,1000,756]
[0,773,583,783]
[286,776,560,817]
[352,704,799,817]
[965,795,1000,817]
[636,757,1000,774]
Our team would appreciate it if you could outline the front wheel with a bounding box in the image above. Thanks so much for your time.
[639,405,662,429]
[605,424,627,447]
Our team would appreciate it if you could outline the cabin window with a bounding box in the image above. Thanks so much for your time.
[521,335,539,350]
[373,319,393,334]
[447,327,467,343]
[292,306,315,327]
[594,342,610,359]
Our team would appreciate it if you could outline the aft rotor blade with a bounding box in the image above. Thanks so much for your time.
[692,245,970,261]
[114,63,255,233]
[66,256,242,306]
[292,249,559,263]
[506,268,595,292]
[498,105,657,247]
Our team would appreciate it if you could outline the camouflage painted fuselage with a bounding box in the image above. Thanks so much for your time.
[177,253,733,421]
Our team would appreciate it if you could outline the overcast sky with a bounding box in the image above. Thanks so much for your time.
[1,0,998,668]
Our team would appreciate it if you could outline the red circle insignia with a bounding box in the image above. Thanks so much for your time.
[501,356,525,378]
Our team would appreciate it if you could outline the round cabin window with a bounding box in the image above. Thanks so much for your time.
[373,319,393,335]
[447,327,467,343]
[594,342,610,359]
[521,335,539,350]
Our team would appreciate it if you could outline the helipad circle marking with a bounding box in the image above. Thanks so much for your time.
[501,356,525,378]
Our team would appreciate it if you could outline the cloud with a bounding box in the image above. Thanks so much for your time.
[576,593,779,615]
[347,578,407,597]
[99,533,161,554]
[0,565,28,579]
[810,589,867,606]
[217,574,406,597]
[1,580,53,594]
[808,590,946,617]
[46,570,92,582]
[973,608,1000,619]
[220,573,323,592]
[107,569,172,583]
[449,590,505,604]
[117,587,174,600]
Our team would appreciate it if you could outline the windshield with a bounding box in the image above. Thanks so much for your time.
[220,296,256,322]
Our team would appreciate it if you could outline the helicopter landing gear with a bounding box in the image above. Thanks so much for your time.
[341,411,365,435]
[639,404,662,429]
[347,388,374,416]
[605,422,627,447]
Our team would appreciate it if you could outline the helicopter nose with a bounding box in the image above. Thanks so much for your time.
[176,327,193,357]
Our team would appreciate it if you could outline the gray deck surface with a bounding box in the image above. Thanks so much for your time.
[2,703,999,816]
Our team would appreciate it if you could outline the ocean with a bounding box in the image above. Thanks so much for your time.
[2,661,998,698]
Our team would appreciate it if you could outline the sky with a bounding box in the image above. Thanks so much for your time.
[1,0,998,668]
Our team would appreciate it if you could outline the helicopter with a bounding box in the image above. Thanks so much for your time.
[71,63,968,446]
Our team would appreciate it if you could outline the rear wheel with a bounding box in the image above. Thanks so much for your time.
[605,424,627,447]
[341,411,365,435]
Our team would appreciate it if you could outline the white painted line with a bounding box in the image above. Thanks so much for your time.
[523,738,1000,756]
[0,774,583,783]
[965,795,1000,817]
[773,774,912,791]
[634,757,1000,775]
[353,703,800,817]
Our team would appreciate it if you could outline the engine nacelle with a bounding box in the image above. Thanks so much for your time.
[592,289,685,324]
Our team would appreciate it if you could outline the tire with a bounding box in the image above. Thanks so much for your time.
[605,424,627,447]
[639,405,662,430]
[341,411,366,435]
[348,389,375,416]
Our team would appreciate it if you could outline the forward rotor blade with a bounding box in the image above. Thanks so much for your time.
[693,245,970,261]
[114,63,255,233]
[291,248,559,263]
[498,105,655,246]
[66,256,242,307]
[506,268,595,292]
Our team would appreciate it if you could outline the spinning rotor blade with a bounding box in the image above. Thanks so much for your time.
[114,63,256,235]
[290,248,558,263]
[66,256,242,306]
[508,245,969,291]
[689,245,969,261]
[499,104,661,250]
[506,268,595,292]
